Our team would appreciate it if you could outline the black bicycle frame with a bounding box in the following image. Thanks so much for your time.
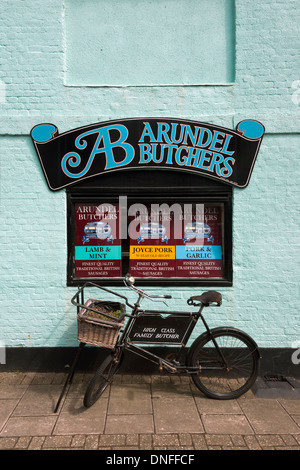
[113,295,214,374]
[71,283,229,376]
[54,284,230,412]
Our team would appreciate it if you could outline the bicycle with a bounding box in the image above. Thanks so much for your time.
[54,275,260,412]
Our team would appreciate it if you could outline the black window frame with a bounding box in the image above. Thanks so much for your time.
[66,170,233,287]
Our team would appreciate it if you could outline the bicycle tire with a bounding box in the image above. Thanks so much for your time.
[187,328,260,400]
[83,350,123,408]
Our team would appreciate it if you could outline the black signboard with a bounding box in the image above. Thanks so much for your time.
[31,118,264,190]
[128,313,195,344]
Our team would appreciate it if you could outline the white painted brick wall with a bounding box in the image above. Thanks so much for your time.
[0,0,299,350]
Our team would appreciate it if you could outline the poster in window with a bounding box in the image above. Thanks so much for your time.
[74,203,121,278]
[128,202,223,279]
[129,204,176,277]
[175,204,223,278]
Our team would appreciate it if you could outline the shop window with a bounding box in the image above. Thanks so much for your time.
[67,171,232,286]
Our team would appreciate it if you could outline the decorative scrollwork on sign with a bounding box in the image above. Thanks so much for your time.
[31,118,264,191]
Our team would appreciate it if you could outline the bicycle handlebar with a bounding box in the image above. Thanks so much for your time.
[71,276,172,317]
[123,275,172,303]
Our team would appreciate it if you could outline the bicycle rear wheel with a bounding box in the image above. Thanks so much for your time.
[188,328,260,400]
[84,350,123,408]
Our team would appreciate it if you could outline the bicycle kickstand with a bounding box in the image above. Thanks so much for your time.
[54,342,85,413]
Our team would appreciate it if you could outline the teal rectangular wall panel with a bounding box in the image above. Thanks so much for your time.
[65,0,235,85]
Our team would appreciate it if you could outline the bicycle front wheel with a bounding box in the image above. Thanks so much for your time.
[84,350,123,408]
[188,328,260,400]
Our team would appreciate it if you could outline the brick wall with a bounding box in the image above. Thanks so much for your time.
[0,0,299,352]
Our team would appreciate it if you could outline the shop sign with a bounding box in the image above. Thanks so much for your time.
[31,118,264,191]
[128,314,193,344]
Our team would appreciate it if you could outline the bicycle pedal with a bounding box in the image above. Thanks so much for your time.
[162,361,177,374]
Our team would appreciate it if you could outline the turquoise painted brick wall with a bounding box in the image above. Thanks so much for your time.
[0,0,299,351]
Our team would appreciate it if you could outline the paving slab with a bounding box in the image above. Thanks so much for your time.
[153,398,204,434]
[292,415,300,427]
[194,396,243,415]
[239,398,300,434]
[0,399,19,431]
[0,372,300,449]
[12,384,62,416]
[43,435,73,449]
[201,414,254,435]
[0,384,28,399]
[151,383,204,434]
[152,381,192,396]
[1,416,57,437]
[278,399,300,415]
[53,396,108,435]
[105,414,154,434]
[108,383,152,415]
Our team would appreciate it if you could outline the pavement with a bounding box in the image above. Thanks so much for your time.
[0,371,300,451]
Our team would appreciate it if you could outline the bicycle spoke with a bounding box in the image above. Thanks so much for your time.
[83,353,122,407]
[189,329,259,399]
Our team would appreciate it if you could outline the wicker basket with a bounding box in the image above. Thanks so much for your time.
[77,299,125,349]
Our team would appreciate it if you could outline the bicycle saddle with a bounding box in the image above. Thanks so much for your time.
[187,291,222,306]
